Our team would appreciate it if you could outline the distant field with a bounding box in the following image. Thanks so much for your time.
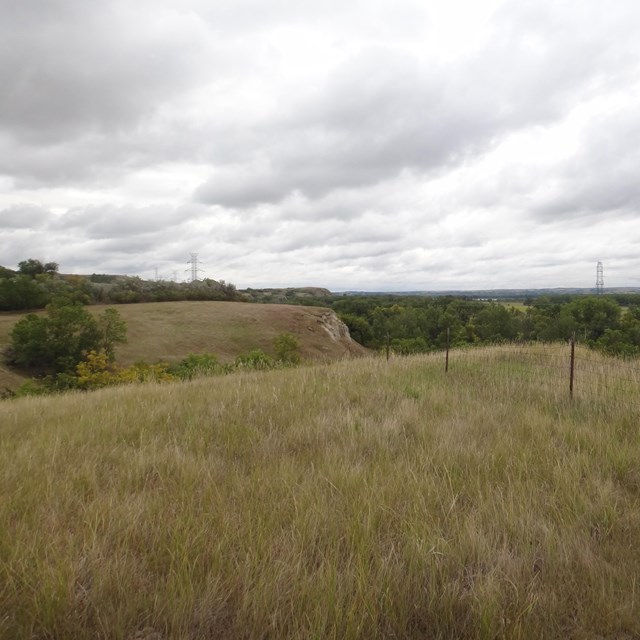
[0,301,366,390]
[498,301,528,312]
[1,345,639,638]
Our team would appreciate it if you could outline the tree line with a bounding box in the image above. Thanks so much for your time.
[0,259,240,311]
[333,294,640,358]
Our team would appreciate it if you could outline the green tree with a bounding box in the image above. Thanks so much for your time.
[6,314,51,368]
[9,300,127,374]
[43,302,100,372]
[565,296,621,341]
[0,275,48,311]
[97,308,128,361]
[339,313,373,346]
[17,259,58,277]
[473,304,519,342]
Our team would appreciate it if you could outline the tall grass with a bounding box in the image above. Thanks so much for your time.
[1,347,639,639]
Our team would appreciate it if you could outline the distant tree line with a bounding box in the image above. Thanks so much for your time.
[333,294,640,358]
[0,259,241,311]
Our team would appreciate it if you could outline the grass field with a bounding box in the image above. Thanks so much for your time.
[1,345,639,639]
[497,301,528,312]
[0,301,366,392]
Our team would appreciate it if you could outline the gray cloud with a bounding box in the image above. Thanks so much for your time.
[51,204,184,238]
[0,204,49,228]
[1,0,640,289]
[194,2,636,210]
[0,1,208,142]
[530,106,640,222]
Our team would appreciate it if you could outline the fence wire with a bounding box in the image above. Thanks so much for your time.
[439,342,640,411]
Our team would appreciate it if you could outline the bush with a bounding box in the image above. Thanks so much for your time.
[170,353,221,380]
[14,380,48,397]
[231,350,276,371]
[274,332,301,364]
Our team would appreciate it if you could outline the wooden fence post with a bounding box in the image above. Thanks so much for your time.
[445,327,450,373]
[569,332,576,399]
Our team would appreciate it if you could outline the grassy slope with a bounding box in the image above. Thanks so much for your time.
[1,346,639,639]
[0,301,366,390]
[106,301,365,366]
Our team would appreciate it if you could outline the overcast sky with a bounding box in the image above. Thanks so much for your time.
[1,0,639,290]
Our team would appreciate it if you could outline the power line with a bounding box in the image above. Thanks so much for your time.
[596,261,604,295]
[186,253,203,282]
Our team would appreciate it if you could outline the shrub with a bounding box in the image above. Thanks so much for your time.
[231,350,276,371]
[170,353,221,380]
[76,351,122,389]
[274,332,301,364]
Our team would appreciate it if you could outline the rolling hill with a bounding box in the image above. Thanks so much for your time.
[0,301,367,392]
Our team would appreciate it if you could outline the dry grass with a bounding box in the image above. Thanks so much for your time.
[103,301,365,366]
[0,313,19,350]
[0,365,24,396]
[1,346,639,639]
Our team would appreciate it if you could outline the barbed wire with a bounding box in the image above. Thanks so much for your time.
[428,341,640,411]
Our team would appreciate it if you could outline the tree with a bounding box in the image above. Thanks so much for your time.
[6,314,51,369]
[0,275,48,311]
[44,302,101,372]
[9,299,127,374]
[17,259,58,277]
[339,313,373,346]
[565,296,621,341]
[0,266,16,279]
[473,304,519,342]
[97,308,127,361]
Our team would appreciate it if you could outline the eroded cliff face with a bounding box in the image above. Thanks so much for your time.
[317,311,352,342]
[301,309,368,358]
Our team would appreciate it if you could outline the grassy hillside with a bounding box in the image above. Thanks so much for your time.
[0,301,366,390]
[1,345,639,639]
[103,301,365,366]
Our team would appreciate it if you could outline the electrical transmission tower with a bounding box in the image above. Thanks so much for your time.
[596,261,604,295]
[187,253,202,282]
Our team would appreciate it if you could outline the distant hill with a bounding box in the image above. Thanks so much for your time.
[241,287,332,304]
[337,287,640,299]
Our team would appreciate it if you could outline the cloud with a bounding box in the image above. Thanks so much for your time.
[51,204,184,238]
[1,0,640,289]
[0,1,210,141]
[194,1,635,210]
[531,105,640,222]
[0,204,49,229]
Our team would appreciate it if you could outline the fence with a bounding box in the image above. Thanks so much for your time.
[436,336,640,410]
